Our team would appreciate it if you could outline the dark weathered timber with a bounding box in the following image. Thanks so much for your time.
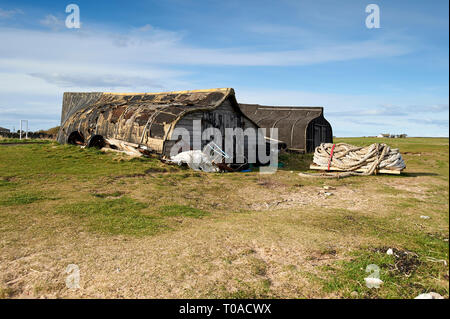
[238,104,333,152]
[57,88,259,158]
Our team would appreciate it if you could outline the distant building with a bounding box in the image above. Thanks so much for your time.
[377,133,407,138]
[0,127,10,133]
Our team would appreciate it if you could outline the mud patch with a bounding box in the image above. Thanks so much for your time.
[307,247,338,262]
[113,173,147,180]
[256,179,286,189]
[145,167,169,174]
[92,191,124,198]
[1,176,16,181]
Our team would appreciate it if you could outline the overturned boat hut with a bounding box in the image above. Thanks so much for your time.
[57,88,259,159]
[238,104,333,153]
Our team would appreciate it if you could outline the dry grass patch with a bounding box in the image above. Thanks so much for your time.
[0,137,448,298]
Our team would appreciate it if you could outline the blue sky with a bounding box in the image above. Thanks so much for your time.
[0,0,448,136]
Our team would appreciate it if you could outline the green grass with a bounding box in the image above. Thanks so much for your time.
[0,138,52,144]
[0,179,17,189]
[248,257,268,276]
[375,184,407,196]
[334,137,449,153]
[279,152,312,171]
[0,142,172,180]
[220,279,273,299]
[0,137,447,298]
[0,191,47,206]
[56,197,163,236]
[321,242,448,299]
[92,191,124,198]
[317,205,449,298]
[158,204,210,218]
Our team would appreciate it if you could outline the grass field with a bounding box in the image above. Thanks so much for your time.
[0,137,448,298]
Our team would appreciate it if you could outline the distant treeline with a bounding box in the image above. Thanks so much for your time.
[0,126,59,139]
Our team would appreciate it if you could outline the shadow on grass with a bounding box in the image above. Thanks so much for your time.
[402,172,439,177]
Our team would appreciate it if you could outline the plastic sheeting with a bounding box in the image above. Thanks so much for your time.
[169,150,220,173]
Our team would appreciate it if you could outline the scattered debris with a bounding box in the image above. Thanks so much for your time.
[257,179,285,188]
[425,257,447,266]
[420,215,431,219]
[102,138,151,157]
[318,190,333,197]
[386,248,393,255]
[350,291,359,298]
[414,292,444,299]
[373,247,421,276]
[323,185,336,190]
[392,254,421,276]
[162,141,251,173]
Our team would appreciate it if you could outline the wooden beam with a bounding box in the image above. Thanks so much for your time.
[309,164,402,175]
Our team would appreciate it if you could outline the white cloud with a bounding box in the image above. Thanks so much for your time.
[28,72,165,89]
[409,118,449,127]
[39,14,65,30]
[236,88,449,137]
[0,18,444,135]
[0,8,23,19]
[245,23,316,39]
[0,25,412,67]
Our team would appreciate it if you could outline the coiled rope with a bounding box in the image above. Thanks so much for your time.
[299,143,406,178]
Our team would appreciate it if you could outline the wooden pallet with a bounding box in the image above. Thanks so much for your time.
[309,164,402,175]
